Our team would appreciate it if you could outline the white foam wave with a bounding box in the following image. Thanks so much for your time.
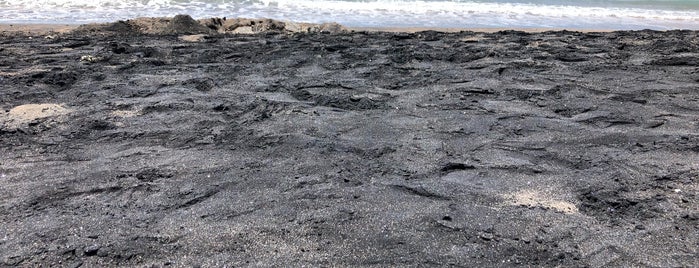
[263,0,699,23]
[1,0,699,29]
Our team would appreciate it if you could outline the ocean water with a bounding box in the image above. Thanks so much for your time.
[1,0,699,30]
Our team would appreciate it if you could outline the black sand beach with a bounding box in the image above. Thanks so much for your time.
[1,16,698,267]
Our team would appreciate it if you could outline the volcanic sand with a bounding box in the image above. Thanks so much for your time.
[0,15,697,267]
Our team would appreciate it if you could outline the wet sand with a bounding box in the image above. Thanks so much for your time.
[0,24,78,34]
[0,16,698,267]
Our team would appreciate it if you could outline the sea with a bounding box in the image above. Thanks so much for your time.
[1,0,699,30]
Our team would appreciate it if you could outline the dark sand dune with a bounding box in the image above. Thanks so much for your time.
[0,16,698,267]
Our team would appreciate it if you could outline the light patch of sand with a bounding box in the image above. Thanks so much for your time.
[231,26,255,34]
[0,67,50,77]
[527,41,543,48]
[8,103,70,121]
[179,34,207,42]
[460,35,487,43]
[506,190,578,214]
[111,110,141,118]
[1,103,71,130]
[0,23,78,34]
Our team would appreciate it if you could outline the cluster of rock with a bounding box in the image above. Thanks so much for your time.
[73,14,346,35]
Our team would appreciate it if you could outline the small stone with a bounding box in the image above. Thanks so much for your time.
[479,232,494,241]
[84,244,100,256]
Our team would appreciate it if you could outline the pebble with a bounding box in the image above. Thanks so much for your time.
[84,244,100,256]
[479,232,494,241]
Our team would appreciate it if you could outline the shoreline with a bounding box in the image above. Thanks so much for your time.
[0,23,79,34]
[0,20,642,35]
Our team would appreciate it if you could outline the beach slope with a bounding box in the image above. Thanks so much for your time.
[0,17,698,267]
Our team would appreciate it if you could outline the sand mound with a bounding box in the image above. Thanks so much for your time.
[1,103,71,130]
[73,15,347,36]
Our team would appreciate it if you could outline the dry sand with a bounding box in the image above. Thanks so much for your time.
[0,16,697,267]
